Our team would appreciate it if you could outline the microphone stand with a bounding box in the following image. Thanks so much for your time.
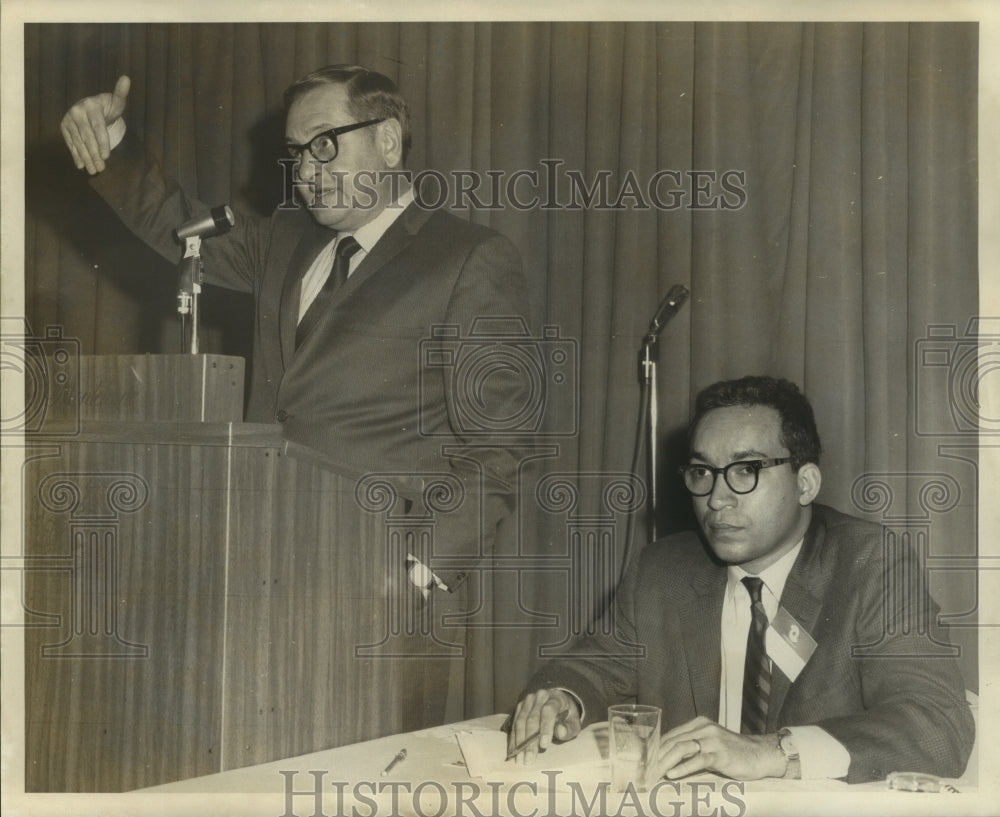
[637,284,689,541]
[173,204,235,354]
[618,283,689,587]
[639,334,661,539]
[177,236,203,354]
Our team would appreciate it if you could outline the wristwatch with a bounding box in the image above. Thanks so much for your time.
[776,728,801,779]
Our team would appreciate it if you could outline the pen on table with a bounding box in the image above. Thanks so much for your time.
[505,708,570,761]
[380,748,407,777]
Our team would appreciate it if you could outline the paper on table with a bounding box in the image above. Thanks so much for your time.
[457,722,609,779]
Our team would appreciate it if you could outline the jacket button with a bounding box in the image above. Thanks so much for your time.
[276,410,289,422]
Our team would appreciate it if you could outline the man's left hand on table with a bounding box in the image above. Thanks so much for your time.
[654,716,786,781]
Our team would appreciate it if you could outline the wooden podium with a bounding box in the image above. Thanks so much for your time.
[24,355,465,791]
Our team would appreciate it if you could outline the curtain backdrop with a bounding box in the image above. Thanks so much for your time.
[23,21,979,721]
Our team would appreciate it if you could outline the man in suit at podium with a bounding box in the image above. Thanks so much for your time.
[60,65,531,597]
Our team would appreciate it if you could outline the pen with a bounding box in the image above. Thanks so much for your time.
[505,708,570,761]
[380,748,407,777]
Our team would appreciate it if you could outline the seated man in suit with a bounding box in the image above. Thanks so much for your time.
[509,375,974,783]
[60,65,531,594]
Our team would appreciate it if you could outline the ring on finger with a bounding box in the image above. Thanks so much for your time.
[691,738,702,754]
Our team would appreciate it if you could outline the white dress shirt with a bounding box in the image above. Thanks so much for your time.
[297,186,415,320]
[720,541,850,779]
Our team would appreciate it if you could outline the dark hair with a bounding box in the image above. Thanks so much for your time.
[283,64,412,165]
[691,375,821,466]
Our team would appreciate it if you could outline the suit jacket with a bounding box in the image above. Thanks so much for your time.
[90,136,531,581]
[529,504,975,783]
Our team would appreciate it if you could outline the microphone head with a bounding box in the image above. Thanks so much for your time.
[648,284,690,335]
[174,204,236,241]
[212,205,236,234]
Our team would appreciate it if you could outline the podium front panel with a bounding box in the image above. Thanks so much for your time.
[23,423,462,791]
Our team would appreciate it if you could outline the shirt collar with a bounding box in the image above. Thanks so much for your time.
[349,185,415,255]
[726,538,804,603]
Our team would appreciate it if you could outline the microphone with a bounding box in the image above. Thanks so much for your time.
[174,205,235,241]
[638,283,689,383]
[646,284,689,338]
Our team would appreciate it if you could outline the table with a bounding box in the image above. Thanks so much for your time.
[137,712,981,817]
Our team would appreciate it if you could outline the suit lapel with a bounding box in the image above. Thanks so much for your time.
[279,202,434,360]
[767,518,826,729]
[279,221,337,366]
[679,568,726,719]
[325,201,434,308]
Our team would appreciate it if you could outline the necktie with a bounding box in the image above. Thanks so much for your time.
[296,235,361,348]
[740,576,771,735]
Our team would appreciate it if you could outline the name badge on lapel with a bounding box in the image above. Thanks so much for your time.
[766,606,817,682]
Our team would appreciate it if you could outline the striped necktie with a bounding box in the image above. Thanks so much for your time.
[740,576,771,735]
[296,235,361,348]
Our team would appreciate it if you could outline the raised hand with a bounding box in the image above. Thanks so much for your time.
[60,75,131,175]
